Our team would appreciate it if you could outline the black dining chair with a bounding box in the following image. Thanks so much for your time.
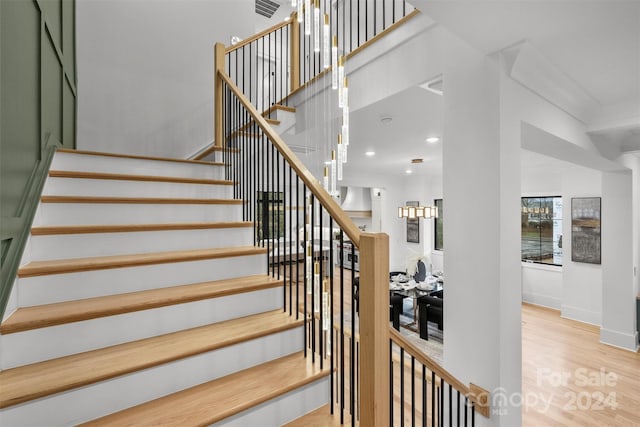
[353,275,403,331]
[417,289,443,340]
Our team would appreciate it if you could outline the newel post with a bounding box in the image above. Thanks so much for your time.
[214,42,225,148]
[359,233,390,426]
[290,13,300,93]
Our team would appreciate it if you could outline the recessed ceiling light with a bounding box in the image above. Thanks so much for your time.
[380,116,393,124]
[426,137,440,143]
[365,151,376,157]
[405,169,413,174]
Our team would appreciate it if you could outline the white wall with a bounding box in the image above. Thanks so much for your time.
[76,0,254,158]
[561,168,603,325]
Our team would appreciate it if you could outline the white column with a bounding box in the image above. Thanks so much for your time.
[600,170,637,350]
[441,30,521,426]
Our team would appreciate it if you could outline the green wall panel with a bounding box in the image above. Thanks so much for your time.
[0,0,76,315]
[1,0,41,219]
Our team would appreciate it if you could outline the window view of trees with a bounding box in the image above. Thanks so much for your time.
[434,199,443,251]
[521,196,563,265]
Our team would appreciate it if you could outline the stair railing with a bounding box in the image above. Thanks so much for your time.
[216,71,491,425]
[215,0,419,146]
[214,1,491,424]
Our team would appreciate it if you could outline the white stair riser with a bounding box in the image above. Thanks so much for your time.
[30,227,253,260]
[1,287,283,369]
[33,202,242,226]
[52,152,224,180]
[0,328,303,427]
[213,378,329,427]
[43,177,233,199]
[18,254,268,305]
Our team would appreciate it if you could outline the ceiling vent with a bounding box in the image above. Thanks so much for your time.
[256,0,281,18]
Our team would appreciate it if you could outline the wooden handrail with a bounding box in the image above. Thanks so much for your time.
[218,71,362,246]
[279,9,421,104]
[225,15,292,54]
[389,327,491,418]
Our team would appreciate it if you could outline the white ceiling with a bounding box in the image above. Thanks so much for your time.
[260,1,640,178]
[410,0,640,107]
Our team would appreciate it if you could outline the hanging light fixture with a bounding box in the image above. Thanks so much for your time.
[330,149,337,196]
[323,166,329,191]
[297,0,303,22]
[337,134,343,180]
[313,0,320,52]
[397,205,439,219]
[338,56,345,107]
[304,0,311,35]
[323,14,330,68]
[291,0,297,6]
[331,36,338,89]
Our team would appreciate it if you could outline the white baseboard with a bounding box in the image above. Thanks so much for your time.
[561,304,601,326]
[522,293,561,310]
[600,328,639,352]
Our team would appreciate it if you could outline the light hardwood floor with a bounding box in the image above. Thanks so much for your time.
[522,303,640,426]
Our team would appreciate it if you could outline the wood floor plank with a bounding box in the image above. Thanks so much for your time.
[30,221,252,235]
[40,195,243,204]
[17,246,266,277]
[49,170,234,185]
[0,310,302,409]
[0,275,281,334]
[80,352,329,427]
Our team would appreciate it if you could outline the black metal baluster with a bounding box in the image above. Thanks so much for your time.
[471,405,475,427]
[423,365,427,427]
[319,206,323,368]
[310,196,316,361]
[390,342,394,426]
[303,184,308,357]
[276,149,281,281]
[412,356,416,427]
[400,347,405,427]
[296,178,300,320]
[440,382,444,427]
[383,0,386,30]
[288,164,292,315]
[393,0,396,24]
[464,397,468,427]
[340,230,345,423]
[329,216,335,414]
[270,144,275,277]
[431,372,436,427]
[350,242,355,423]
[449,384,453,427]
[457,390,461,427]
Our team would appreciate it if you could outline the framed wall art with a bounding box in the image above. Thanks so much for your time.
[571,197,601,264]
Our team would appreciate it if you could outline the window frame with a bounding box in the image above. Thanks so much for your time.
[434,198,443,251]
[521,196,563,267]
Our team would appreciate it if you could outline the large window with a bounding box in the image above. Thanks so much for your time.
[521,196,563,266]
[434,199,443,251]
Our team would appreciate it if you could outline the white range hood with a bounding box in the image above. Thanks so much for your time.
[340,186,372,217]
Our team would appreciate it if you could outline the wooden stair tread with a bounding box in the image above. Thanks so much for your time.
[31,221,252,235]
[263,104,296,116]
[265,117,281,125]
[17,246,267,278]
[40,195,243,204]
[56,148,224,166]
[80,352,329,427]
[0,310,302,409]
[0,274,282,334]
[49,170,234,185]
[283,404,352,426]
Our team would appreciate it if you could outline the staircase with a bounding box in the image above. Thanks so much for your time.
[0,148,330,426]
